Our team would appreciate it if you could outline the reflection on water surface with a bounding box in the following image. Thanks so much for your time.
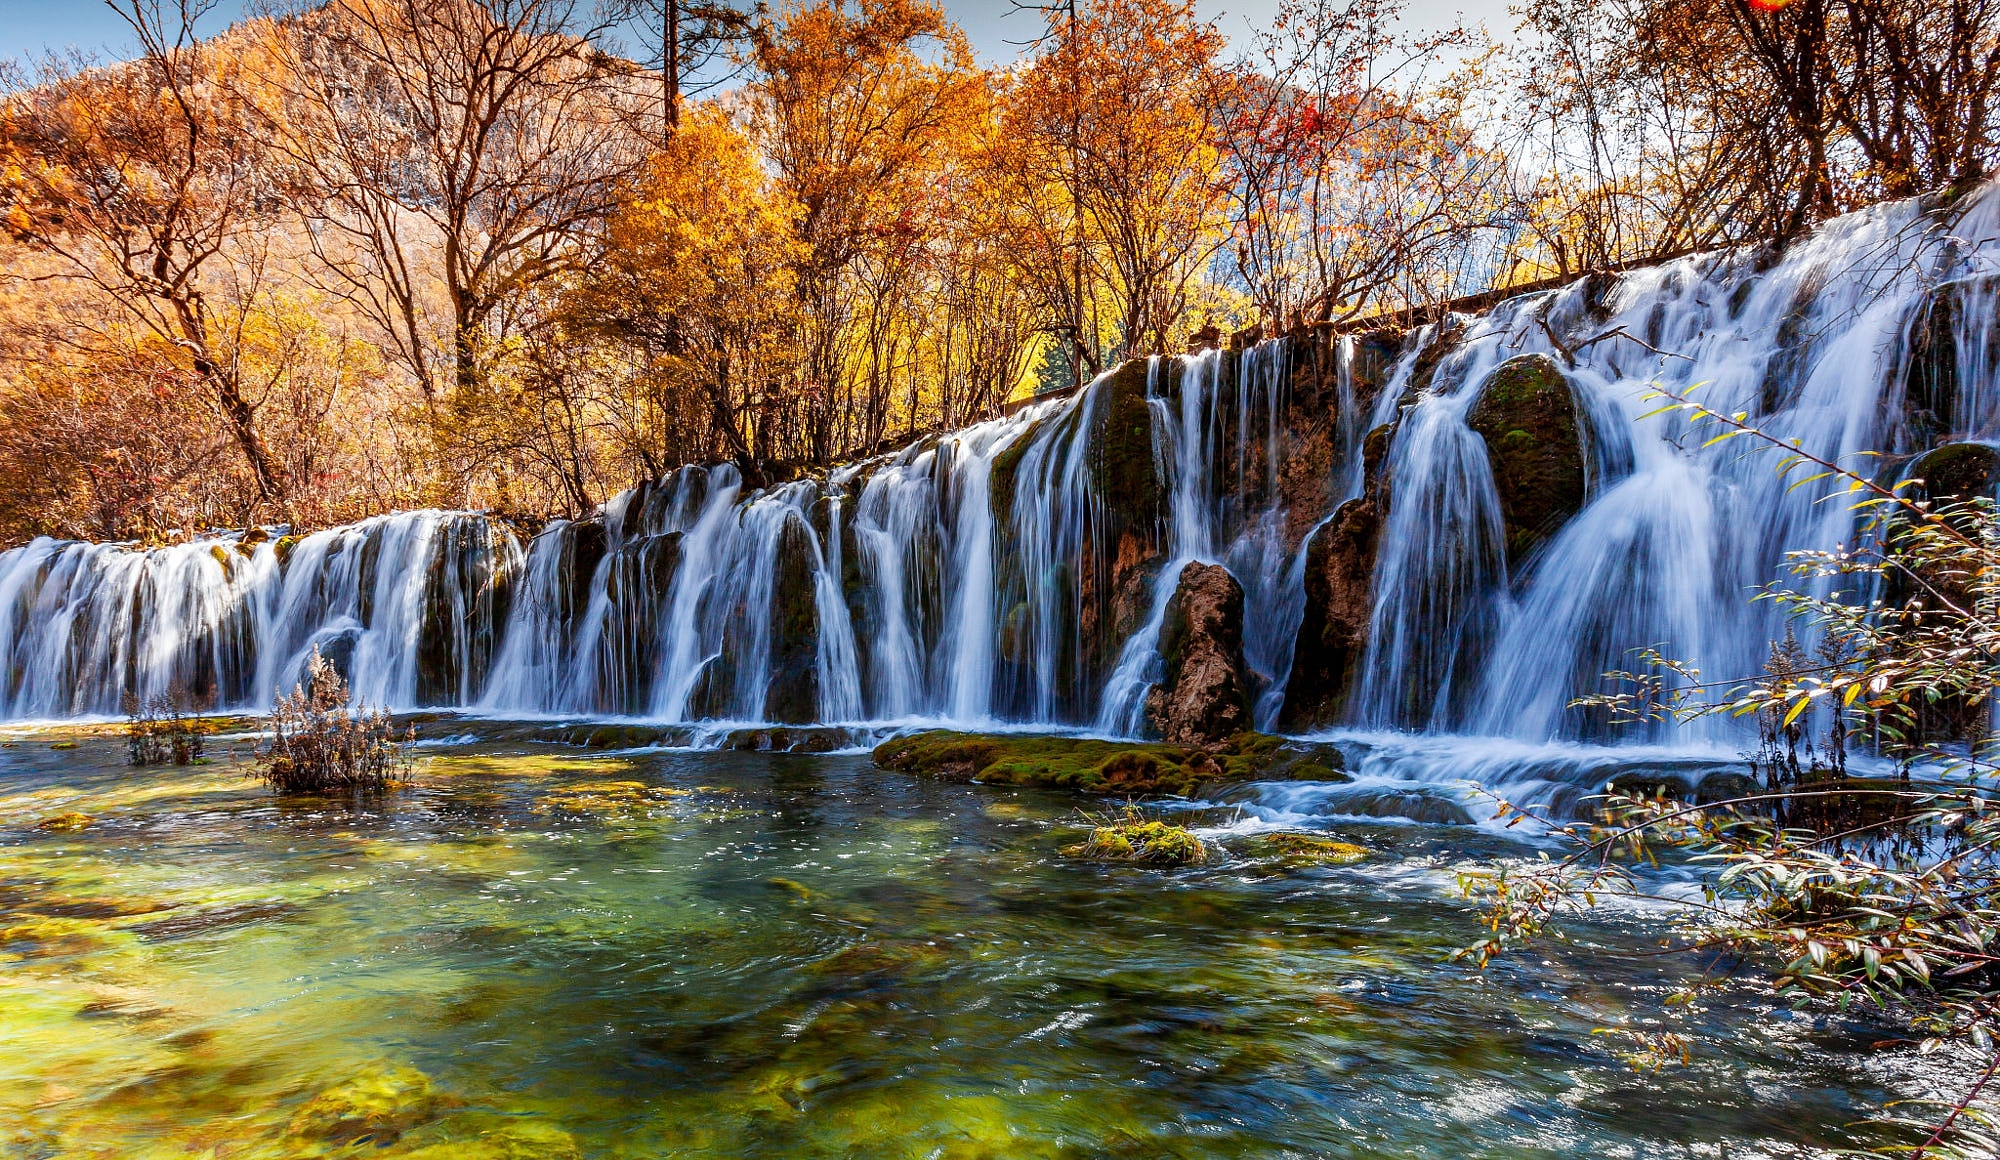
[0,721,1947,1158]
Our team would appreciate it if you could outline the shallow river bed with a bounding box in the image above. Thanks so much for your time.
[0,721,1954,1158]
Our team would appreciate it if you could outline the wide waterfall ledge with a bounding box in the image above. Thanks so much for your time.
[7,187,2000,804]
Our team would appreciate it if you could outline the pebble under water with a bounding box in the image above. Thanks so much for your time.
[0,721,1966,1158]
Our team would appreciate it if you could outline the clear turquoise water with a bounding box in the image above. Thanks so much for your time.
[0,722,1934,1158]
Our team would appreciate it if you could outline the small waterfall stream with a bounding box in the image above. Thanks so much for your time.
[6,187,2000,820]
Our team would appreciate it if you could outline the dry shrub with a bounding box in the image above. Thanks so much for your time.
[123,686,212,766]
[256,647,411,795]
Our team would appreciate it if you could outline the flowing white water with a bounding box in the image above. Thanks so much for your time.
[0,511,513,718]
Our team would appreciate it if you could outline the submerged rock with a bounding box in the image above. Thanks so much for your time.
[1466,353,1587,566]
[286,1064,442,1146]
[1144,561,1252,746]
[395,1122,582,1160]
[535,781,689,814]
[872,730,1294,797]
[1251,833,1372,866]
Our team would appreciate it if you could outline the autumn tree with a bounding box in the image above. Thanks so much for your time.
[550,106,804,490]
[1222,0,1511,322]
[1509,0,2000,265]
[602,0,758,136]
[0,0,289,504]
[260,0,646,415]
[994,0,1234,369]
[744,0,982,460]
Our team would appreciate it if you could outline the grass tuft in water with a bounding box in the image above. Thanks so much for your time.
[1065,805,1209,864]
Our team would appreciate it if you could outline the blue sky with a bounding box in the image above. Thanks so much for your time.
[0,1,1513,68]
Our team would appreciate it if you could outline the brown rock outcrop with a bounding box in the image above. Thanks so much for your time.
[1144,561,1252,745]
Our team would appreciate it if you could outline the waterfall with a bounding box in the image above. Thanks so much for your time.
[0,511,515,719]
[6,187,2000,771]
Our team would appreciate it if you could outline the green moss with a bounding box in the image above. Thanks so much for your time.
[1466,353,1587,564]
[1065,809,1208,865]
[871,730,1301,797]
[1089,359,1163,529]
[534,780,689,815]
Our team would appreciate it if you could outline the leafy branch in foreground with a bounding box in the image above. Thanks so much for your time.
[1460,380,2000,1158]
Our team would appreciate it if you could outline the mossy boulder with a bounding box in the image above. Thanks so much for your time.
[1466,353,1587,566]
[1065,810,1208,865]
[1905,441,1999,501]
[872,730,1298,797]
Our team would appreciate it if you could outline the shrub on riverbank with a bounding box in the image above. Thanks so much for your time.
[255,649,410,795]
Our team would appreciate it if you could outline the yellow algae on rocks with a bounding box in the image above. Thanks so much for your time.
[534,781,688,815]
[1255,834,1373,866]
[35,813,93,833]
[391,1121,582,1160]
[424,753,636,780]
[286,1064,442,1145]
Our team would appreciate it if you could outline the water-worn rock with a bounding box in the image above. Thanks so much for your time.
[1900,275,2000,449]
[1466,353,1587,566]
[416,517,516,706]
[1144,561,1252,745]
[286,1064,441,1145]
[1906,441,1999,501]
[1279,494,1382,731]
[764,512,822,724]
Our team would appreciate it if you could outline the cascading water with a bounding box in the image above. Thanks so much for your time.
[5,187,2000,830]
[0,511,516,719]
